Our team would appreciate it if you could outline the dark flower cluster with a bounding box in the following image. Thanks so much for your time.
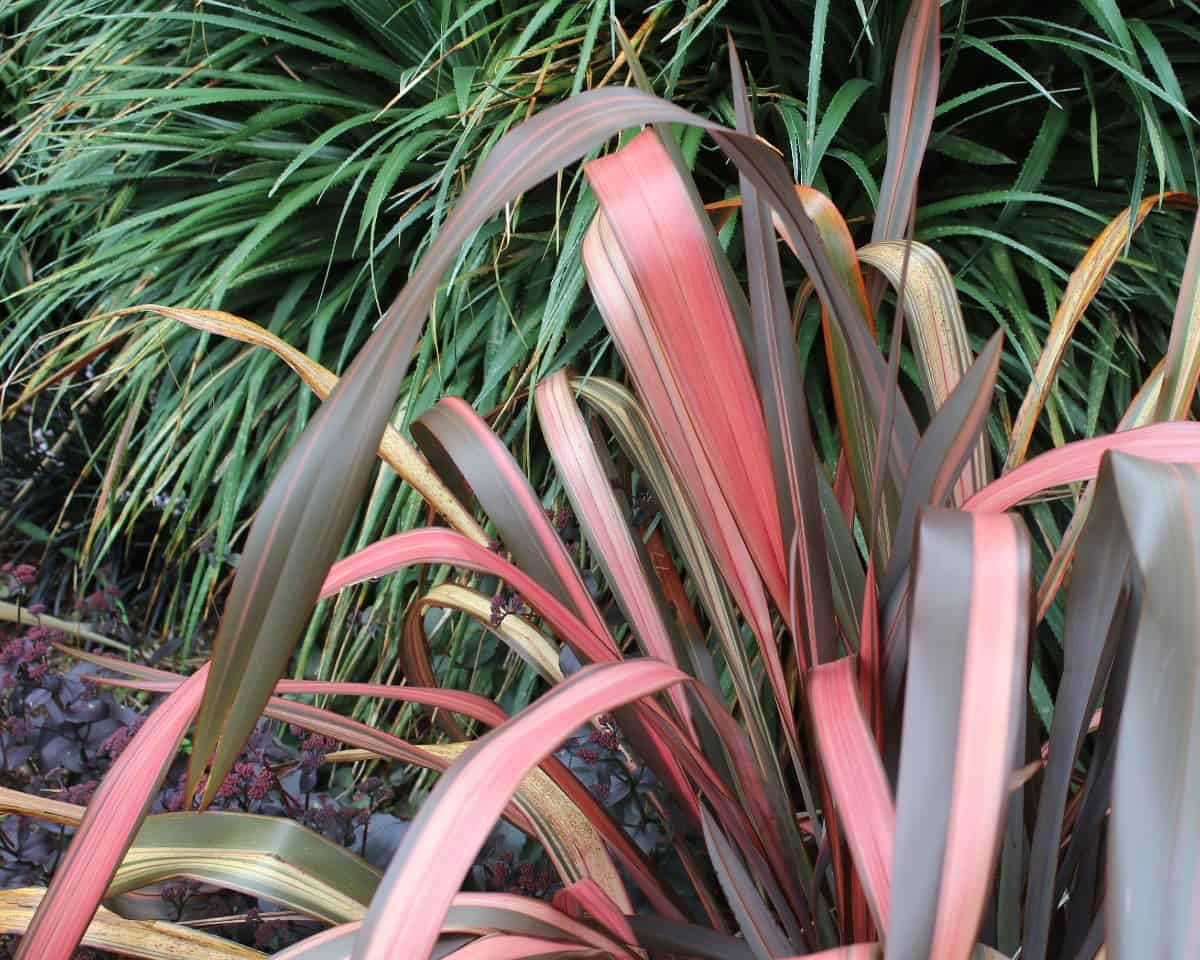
[490,589,531,627]
[559,714,662,852]
[0,600,141,890]
[477,848,555,897]
[546,503,579,547]
[0,563,37,599]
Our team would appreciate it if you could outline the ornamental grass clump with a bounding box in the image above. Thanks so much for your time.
[7,5,1200,959]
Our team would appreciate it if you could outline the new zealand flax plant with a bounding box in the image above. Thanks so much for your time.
[8,4,1200,958]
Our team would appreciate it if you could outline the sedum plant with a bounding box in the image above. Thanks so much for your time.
[7,4,1200,959]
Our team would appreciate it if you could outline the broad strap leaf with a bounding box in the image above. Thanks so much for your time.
[535,371,695,731]
[879,333,1003,708]
[1035,362,1164,618]
[412,397,612,646]
[585,129,788,623]
[872,0,941,244]
[438,935,601,958]
[887,511,1030,960]
[1107,454,1200,957]
[0,797,377,924]
[881,331,1002,600]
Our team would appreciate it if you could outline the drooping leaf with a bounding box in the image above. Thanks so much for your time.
[434,935,602,959]
[967,422,1200,513]
[406,582,564,691]
[273,890,645,960]
[120,304,487,544]
[1004,192,1196,471]
[1035,362,1164,617]
[0,792,377,924]
[74,652,652,916]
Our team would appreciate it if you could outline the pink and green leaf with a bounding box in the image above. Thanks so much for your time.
[535,371,695,731]
[966,421,1200,514]
[887,511,1030,960]
[872,0,941,245]
[551,879,636,946]
[790,186,917,555]
[809,657,895,931]
[16,665,209,960]
[584,130,787,629]
[412,397,612,647]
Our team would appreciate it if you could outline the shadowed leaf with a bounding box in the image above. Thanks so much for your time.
[1107,454,1200,958]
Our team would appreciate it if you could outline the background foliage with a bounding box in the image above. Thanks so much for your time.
[2,0,1199,725]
